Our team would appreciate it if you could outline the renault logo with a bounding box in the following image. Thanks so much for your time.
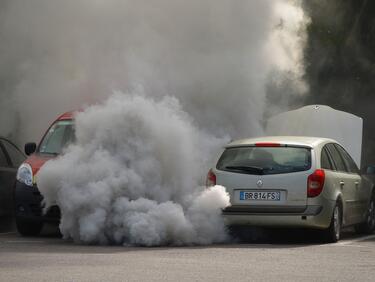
[256,179,263,188]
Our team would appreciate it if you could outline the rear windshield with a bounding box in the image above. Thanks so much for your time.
[217,146,311,175]
[39,120,75,155]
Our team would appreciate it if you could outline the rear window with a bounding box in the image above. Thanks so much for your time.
[217,146,311,175]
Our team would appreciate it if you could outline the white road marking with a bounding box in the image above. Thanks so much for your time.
[334,244,368,248]
[4,240,44,244]
[311,234,375,248]
[0,232,16,235]
[336,234,375,246]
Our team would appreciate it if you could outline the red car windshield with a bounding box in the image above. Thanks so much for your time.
[38,120,75,155]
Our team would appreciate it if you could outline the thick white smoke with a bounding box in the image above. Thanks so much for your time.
[38,94,230,245]
[1,0,309,245]
[0,0,308,143]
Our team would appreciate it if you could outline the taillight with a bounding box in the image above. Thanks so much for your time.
[307,169,325,197]
[206,169,216,187]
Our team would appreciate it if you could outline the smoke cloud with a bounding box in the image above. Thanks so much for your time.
[0,0,308,143]
[1,0,309,245]
[38,94,230,245]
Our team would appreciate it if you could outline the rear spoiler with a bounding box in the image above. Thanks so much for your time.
[225,143,312,149]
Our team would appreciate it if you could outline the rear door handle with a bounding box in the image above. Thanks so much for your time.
[355,181,359,187]
[340,181,345,187]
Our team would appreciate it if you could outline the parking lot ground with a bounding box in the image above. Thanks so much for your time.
[1,223,375,282]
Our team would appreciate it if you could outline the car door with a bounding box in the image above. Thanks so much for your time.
[325,143,358,226]
[0,141,14,217]
[359,168,375,223]
[0,139,25,217]
[335,144,370,224]
[1,139,25,168]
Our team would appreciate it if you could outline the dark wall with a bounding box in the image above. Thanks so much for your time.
[302,0,375,166]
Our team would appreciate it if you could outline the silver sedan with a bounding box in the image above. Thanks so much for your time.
[207,136,375,242]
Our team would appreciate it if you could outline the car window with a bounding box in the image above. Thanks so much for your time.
[39,120,75,155]
[334,144,359,174]
[365,165,375,175]
[1,139,25,167]
[0,144,9,167]
[321,146,334,170]
[326,143,347,172]
[216,146,311,175]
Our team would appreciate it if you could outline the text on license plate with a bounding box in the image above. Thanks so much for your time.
[239,191,280,201]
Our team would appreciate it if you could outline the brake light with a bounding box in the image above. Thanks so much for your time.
[255,143,281,147]
[206,169,216,187]
[307,169,325,197]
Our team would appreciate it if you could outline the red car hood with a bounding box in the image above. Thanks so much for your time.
[25,154,55,176]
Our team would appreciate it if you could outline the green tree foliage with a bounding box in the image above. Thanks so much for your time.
[303,0,375,165]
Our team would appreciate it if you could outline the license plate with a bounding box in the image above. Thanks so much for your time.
[239,191,281,201]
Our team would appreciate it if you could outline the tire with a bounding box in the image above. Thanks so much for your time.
[16,217,43,236]
[323,202,342,243]
[355,195,375,234]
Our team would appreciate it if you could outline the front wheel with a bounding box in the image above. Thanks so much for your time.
[355,195,375,234]
[323,203,341,243]
[16,217,43,236]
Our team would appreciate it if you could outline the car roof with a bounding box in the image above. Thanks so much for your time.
[0,136,18,145]
[0,136,25,156]
[226,136,337,148]
[56,110,77,121]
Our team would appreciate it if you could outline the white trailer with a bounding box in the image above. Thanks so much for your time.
[265,105,363,167]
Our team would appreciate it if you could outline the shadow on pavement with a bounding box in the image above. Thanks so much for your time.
[228,225,373,244]
[1,221,372,254]
[0,216,15,233]
[229,226,328,246]
[0,216,61,236]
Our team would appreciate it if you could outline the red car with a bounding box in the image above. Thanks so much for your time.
[15,111,75,236]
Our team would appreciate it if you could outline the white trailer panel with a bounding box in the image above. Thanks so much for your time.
[265,105,363,167]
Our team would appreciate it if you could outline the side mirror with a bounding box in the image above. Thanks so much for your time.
[24,143,37,156]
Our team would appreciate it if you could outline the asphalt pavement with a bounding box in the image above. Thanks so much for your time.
[0,222,374,282]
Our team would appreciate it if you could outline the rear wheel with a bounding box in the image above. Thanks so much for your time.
[355,195,375,234]
[16,217,43,236]
[323,203,341,243]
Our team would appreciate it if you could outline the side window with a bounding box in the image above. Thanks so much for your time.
[326,143,347,172]
[365,165,375,175]
[321,146,334,170]
[2,140,25,167]
[334,144,359,174]
[0,144,10,167]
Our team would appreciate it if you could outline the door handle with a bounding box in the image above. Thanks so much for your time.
[340,181,345,188]
[355,181,359,187]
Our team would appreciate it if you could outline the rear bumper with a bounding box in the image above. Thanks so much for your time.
[222,201,336,229]
[14,181,60,223]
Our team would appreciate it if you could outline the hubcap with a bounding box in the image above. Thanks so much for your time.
[333,206,341,239]
[367,199,375,229]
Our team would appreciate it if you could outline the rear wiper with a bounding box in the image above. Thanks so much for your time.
[225,165,265,174]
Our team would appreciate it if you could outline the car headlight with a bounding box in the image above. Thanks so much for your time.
[16,163,34,187]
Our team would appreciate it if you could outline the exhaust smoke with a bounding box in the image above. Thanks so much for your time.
[0,0,308,143]
[0,0,309,245]
[38,94,231,245]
